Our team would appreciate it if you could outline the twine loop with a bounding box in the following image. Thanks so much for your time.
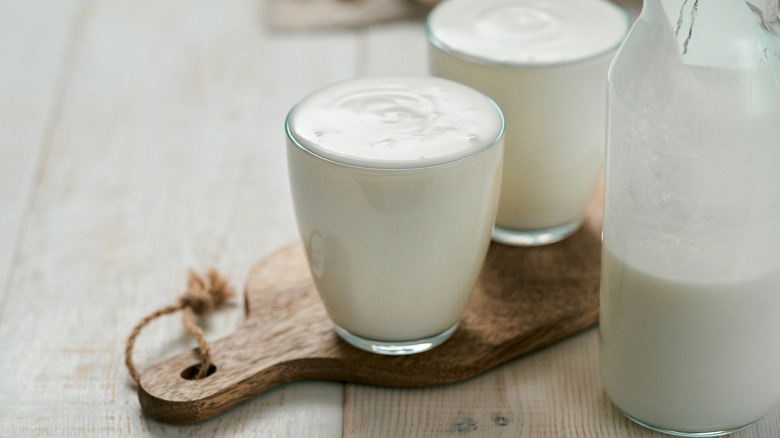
[125,269,234,384]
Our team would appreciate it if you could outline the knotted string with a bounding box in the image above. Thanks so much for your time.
[125,269,234,384]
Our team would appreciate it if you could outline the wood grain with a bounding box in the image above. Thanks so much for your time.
[345,329,780,438]
[360,19,428,76]
[0,0,82,303]
[137,189,603,423]
[0,0,352,436]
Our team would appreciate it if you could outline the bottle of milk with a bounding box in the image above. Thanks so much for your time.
[599,0,780,436]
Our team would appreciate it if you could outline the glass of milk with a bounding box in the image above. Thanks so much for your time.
[426,0,630,246]
[286,76,504,355]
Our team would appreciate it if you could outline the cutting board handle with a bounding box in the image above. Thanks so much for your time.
[138,312,349,423]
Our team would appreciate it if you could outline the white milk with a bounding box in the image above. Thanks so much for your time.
[427,0,629,241]
[600,248,780,432]
[286,76,503,343]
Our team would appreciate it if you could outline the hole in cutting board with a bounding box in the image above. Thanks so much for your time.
[180,364,217,380]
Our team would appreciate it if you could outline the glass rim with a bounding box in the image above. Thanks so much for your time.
[285,79,506,172]
[424,0,632,69]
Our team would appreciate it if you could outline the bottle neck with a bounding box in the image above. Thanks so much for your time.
[640,0,780,66]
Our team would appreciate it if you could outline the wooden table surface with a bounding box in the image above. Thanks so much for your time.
[2,1,779,436]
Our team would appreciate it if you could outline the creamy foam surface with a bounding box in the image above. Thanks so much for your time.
[427,0,629,65]
[287,76,503,169]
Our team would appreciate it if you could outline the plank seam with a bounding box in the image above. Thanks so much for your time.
[0,0,92,323]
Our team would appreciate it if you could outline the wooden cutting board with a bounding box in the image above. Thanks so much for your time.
[137,193,603,424]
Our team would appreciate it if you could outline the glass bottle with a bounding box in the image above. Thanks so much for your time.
[599,0,780,436]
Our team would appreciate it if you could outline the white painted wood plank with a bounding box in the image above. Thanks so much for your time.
[0,0,357,436]
[359,19,428,76]
[346,329,780,437]
[0,0,82,305]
